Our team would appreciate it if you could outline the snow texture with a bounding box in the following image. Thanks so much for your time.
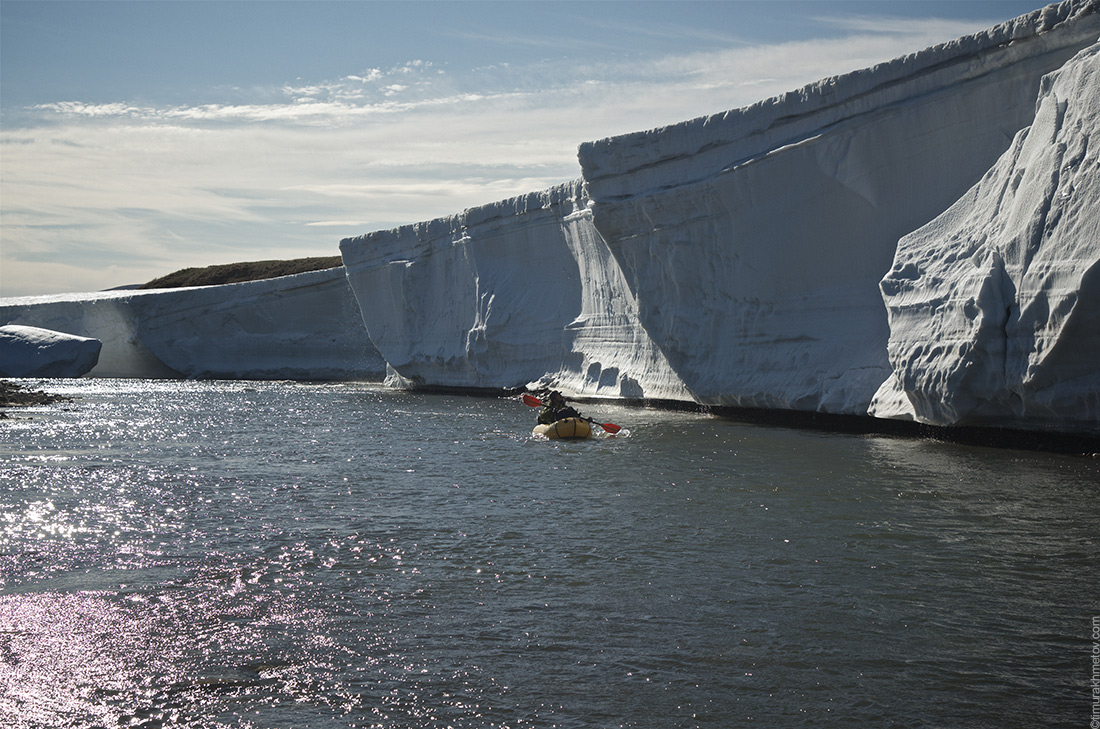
[340,180,693,400]
[577,0,1100,413]
[340,0,1099,428]
[0,325,102,378]
[875,41,1100,431]
[0,268,385,380]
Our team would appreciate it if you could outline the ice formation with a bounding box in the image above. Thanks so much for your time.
[0,268,385,380]
[340,181,693,400]
[0,324,101,378]
[576,0,1099,413]
[874,42,1100,431]
[5,2,1098,436]
[341,0,1099,428]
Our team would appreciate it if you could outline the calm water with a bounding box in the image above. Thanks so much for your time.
[1,379,1096,729]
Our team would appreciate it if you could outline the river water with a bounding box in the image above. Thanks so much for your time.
[1,379,1096,728]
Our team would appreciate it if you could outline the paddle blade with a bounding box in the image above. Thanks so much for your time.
[522,394,544,407]
[583,416,622,434]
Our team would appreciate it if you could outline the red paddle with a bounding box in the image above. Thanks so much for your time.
[521,393,622,434]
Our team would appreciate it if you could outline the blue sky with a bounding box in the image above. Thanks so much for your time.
[1,1,1049,297]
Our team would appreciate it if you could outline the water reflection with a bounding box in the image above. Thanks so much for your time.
[0,591,167,728]
[1,380,1097,728]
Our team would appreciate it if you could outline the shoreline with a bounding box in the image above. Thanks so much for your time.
[477,386,1100,456]
[0,379,72,415]
[3,377,1096,455]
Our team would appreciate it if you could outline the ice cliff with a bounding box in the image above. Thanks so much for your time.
[875,42,1100,431]
[576,0,1099,413]
[0,268,385,380]
[341,1,1099,431]
[340,180,693,400]
[0,325,101,378]
[5,2,1097,436]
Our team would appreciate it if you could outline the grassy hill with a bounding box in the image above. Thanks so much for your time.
[139,256,343,289]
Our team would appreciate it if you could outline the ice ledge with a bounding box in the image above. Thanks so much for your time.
[0,325,102,378]
[579,0,1100,200]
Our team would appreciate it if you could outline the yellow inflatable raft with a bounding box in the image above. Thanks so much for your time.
[532,417,593,440]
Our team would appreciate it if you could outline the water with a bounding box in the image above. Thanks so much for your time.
[1,379,1096,729]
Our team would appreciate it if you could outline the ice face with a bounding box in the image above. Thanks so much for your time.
[0,268,385,380]
[339,181,693,399]
[0,324,102,377]
[337,1,1098,432]
[576,1,1099,413]
[876,42,1100,431]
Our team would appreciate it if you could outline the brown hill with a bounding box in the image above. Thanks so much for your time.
[139,256,343,290]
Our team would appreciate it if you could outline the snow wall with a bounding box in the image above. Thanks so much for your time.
[0,268,385,380]
[875,42,1100,433]
[341,1,1099,434]
[577,0,1099,416]
[340,180,693,400]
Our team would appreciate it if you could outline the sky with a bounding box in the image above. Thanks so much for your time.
[0,0,1052,298]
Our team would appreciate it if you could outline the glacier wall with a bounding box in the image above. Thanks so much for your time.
[0,267,385,380]
[5,3,1096,437]
[577,0,1100,413]
[339,0,1098,427]
[874,42,1100,431]
[339,180,693,400]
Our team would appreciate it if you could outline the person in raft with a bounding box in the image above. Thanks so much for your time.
[538,391,581,424]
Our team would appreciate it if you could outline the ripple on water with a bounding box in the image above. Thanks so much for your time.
[1,380,1097,728]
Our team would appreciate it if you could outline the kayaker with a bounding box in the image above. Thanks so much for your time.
[538,390,581,424]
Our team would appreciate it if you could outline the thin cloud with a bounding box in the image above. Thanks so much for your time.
[26,17,987,132]
[578,15,752,47]
[2,16,996,296]
[811,14,1009,36]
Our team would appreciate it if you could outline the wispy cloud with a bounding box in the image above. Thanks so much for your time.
[1,16,990,296]
[305,220,370,228]
[811,14,1009,37]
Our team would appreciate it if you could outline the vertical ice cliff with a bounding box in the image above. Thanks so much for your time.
[875,42,1099,432]
[339,181,693,400]
[0,268,385,380]
[577,0,1099,413]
